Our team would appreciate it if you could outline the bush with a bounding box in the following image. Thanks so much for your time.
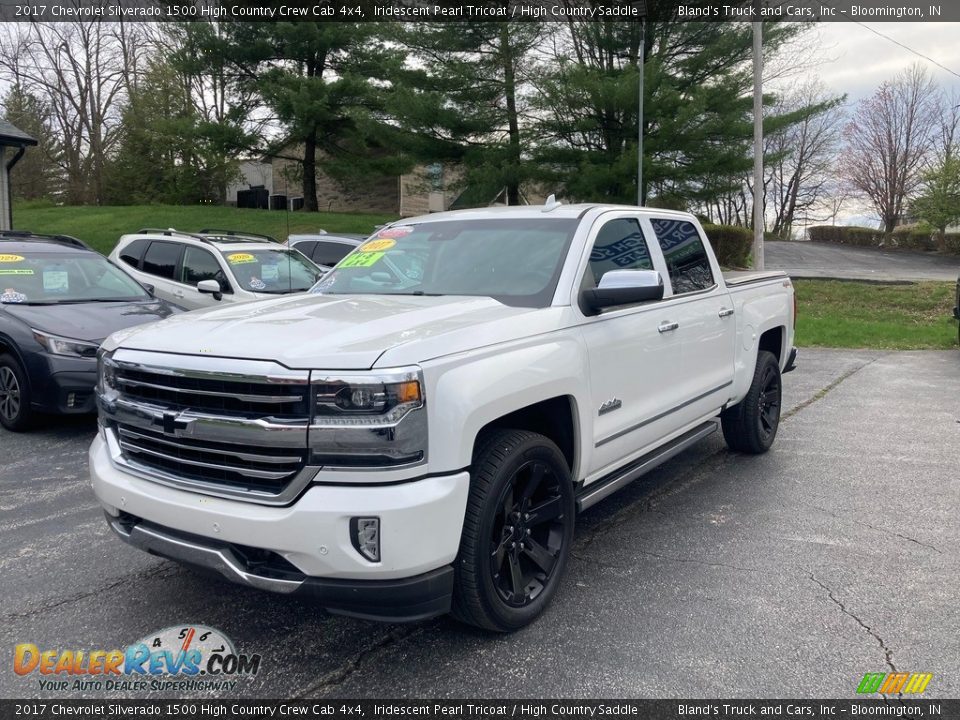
[890,226,936,251]
[703,224,752,268]
[943,233,960,254]
[807,225,885,247]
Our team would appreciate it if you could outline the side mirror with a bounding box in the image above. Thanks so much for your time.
[581,269,664,315]
[197,279,223,301]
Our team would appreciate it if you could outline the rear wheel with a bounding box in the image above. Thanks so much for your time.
[0,353,34,432]
[721,350,781,454]
[452,429,575,632]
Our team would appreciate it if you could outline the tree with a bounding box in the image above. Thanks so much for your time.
[391,22,544,206]
[190,22,405,212]
[910,157,960,248]
[529,19,805,206]
[842,63,940,234]
[2,85,61,200]
[765,82,845,238]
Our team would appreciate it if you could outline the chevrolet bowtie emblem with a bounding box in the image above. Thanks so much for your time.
[159,412,189,435]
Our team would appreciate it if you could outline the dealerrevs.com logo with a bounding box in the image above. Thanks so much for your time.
[14,625,261,693]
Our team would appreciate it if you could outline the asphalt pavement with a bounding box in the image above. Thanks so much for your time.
[1,348,958,699]
[766,241,960,282]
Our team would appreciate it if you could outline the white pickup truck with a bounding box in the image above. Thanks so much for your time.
[91,203,796,631]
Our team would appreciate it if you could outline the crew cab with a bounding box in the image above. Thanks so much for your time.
[90,202,796,631]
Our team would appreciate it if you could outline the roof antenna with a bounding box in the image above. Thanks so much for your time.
[542,194,562,212]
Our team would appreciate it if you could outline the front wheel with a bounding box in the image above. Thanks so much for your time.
[721,350,782,454]
[0,353,34,432]
[452,429,575,632]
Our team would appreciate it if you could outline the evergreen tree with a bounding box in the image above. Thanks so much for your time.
[530,18,805,207]
[391,22,543,206]
[190,22,406,212]
[2,85,61,201]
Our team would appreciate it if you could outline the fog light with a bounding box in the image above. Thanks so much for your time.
[67,392,77,408]
[350,517,380,562]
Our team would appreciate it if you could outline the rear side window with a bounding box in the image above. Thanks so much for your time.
[312,241,354,266]
[650,219,714,294]
[119,238,149,270]
[587,218,653,288]
[141,241,182,281]
[292,241,316,259]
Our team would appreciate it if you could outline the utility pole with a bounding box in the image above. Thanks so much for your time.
[752,21,764,270]
[637,19,645,207]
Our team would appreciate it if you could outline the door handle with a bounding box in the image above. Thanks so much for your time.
[718,307,735,318]
[173,290,184,298]
[658,321,679,333]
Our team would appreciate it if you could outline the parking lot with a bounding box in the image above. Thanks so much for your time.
[1,348,958,699]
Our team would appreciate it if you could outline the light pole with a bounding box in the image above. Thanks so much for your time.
[637,18,645,207]
[752,21,764,270]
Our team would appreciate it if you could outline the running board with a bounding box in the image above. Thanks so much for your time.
[576,420,719,512]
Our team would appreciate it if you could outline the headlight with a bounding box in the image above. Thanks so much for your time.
[32,329,99,358]
[308,367,427,468]
[96,349,118,397]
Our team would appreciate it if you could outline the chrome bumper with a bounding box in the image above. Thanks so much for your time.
[107,513,302,594]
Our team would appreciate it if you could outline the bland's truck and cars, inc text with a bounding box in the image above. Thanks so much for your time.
[90,202,796,632]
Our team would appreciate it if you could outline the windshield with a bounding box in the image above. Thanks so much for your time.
[0,251,151,305]
[311,218,579,308]
[221,249,321,294]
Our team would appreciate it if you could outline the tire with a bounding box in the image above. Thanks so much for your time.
[721,350,781,454]
[452,429,575,632]
[0,353,34,432]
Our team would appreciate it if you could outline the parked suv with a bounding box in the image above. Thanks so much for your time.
[110,228,324,310]
[286,232,366,271]
[0,233,178,430]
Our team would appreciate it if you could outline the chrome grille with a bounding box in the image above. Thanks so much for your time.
[114,367,308,419]
[99,349,314,503]
[116,424,305,493]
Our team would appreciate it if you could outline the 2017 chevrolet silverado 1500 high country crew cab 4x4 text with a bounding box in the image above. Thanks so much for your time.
[90,202,797,631]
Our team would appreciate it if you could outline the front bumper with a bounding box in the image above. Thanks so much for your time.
[106,513,453,622]
[24,352,97,414]
[90,433,470,620]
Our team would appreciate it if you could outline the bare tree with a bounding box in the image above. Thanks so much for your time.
[766,81,845,238]
[0,19,143,204]
[842,63,939,234]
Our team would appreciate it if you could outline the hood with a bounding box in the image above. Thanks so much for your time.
[108,293,541,369]
[3,300,177,344]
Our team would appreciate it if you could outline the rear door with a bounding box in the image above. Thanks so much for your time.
[646,216,736,424]
[578,214,687,480]
[139,241,184,305]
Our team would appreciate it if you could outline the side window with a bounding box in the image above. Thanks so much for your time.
[293,241,316,259]
[312,241,354,266]
[119,238,149,270]
[650,219,714,294]
[586,218,653,288]
[141,241,182,281]
[181,247,228,290]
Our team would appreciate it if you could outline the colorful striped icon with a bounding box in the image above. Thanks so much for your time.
[857,672,933,694]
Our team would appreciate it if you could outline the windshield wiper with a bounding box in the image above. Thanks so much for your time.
[54,298,142,304]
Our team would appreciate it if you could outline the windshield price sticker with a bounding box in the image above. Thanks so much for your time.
[374,226,413,241]
[227,253,257,265]
[261,264,279,281]
[43,270,70,293]
[359,238,396,253]
[0,254,25,263]
[340,252,385,268]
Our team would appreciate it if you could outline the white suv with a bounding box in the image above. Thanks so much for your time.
[110,228,323,310]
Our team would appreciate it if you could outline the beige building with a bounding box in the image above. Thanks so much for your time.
[236,145,545,217]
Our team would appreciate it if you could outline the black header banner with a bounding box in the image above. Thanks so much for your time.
[0,0,957,23]
[1,699,957,720]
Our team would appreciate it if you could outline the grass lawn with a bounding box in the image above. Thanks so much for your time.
[12,203,396,255]
[794,279,958,350]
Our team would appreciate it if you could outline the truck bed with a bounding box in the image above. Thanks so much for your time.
[723,270,788,287]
